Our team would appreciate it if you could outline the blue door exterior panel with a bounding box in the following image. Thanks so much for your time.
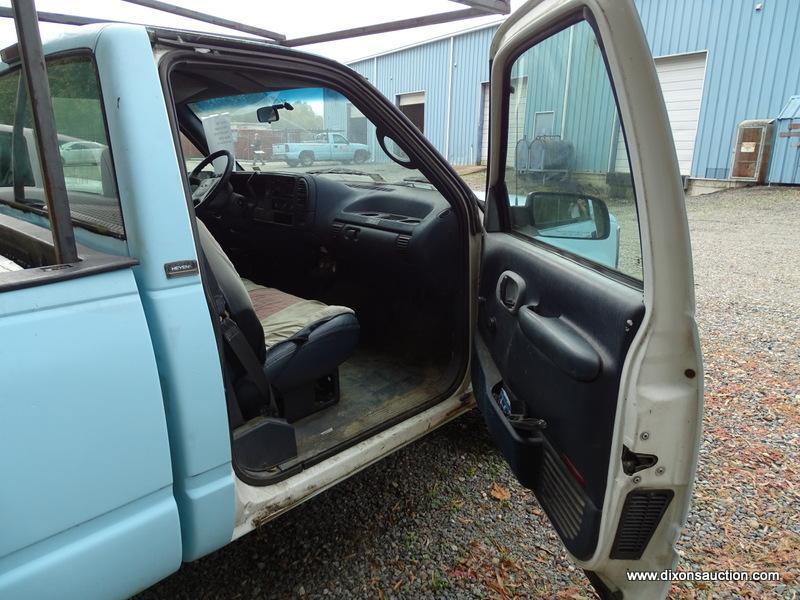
[0,267,183,597]
[0,268,175,558]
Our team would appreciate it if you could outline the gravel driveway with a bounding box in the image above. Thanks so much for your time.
[138,185,799,599]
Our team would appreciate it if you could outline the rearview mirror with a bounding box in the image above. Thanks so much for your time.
[257,102,294,123]
[520,192,610,240]
[257,106,279,123]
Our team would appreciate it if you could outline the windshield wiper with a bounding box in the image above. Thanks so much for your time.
[305,168,385,182]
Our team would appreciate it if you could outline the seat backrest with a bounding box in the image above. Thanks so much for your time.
[196,219,267,362]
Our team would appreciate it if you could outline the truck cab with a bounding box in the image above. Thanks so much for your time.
[0,2,702,598]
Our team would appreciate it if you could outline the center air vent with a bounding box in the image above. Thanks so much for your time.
[395,234,411,253]
[330,222,345,238]
[294,178,309,203]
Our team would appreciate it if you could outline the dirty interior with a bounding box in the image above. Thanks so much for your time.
[168,61,465,482]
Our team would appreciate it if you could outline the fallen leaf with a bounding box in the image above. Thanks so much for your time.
[490,483,511,502]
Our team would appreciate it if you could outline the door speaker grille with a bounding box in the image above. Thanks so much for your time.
[610,489,674,560]
[539,449,586,540]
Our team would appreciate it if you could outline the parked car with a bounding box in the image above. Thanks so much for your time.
[59,139,106,165]
[0,1,702,599]
[272,132,370,167]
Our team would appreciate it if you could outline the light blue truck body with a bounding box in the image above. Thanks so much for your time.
[272,132,369,165]
[0,25,234,600]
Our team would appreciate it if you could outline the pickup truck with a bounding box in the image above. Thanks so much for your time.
[272,132,370,167]
[0,1,702,599]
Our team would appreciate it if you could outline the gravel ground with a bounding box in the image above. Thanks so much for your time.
[138,185,799,599]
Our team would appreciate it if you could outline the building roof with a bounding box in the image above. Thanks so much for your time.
[776,96,800,120]
[347,19,502,65]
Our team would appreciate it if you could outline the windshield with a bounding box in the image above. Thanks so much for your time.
[187,87,428,185]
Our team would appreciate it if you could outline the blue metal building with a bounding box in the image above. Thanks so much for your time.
[769,96,800,184]
[339,0,800,186]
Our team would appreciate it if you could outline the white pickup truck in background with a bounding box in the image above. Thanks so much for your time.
[272,132,370,167]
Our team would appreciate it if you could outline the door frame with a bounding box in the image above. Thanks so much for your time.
[156,41,480,486]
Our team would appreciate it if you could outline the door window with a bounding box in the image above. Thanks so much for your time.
[0,55,124,242]
[504,21,642,281]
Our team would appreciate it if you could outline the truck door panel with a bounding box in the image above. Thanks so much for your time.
[475,2,702,597]
[0,267,182,598]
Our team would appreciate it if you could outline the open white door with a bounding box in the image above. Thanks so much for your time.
[472,0,703,597]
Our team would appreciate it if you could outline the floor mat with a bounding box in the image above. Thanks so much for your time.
[286,350,450,467]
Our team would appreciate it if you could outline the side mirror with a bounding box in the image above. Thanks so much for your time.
[376,130,415,168]
[524,192,611,240]
[257,106,279,123]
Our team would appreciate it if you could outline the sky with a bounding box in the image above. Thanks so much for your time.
[0,0,524,64]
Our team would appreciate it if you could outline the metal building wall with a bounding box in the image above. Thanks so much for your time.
[634,0,800,179]
[348,0,800,179]
[347,21,620,171]
[350,27,498,165]
[349,40,450,163]
[768,96,800,184]
[448,25,496,165]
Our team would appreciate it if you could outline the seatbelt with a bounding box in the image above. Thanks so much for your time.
[199,251,280,417]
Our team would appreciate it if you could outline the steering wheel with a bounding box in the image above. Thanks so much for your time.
[189,149,234,211]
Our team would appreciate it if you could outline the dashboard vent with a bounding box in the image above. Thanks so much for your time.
[330,222,345,238]
[395,234,411,253]
[294,178,309,198]
[347,182,393,192]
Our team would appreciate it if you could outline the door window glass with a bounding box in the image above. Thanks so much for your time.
[504,21,642,281]
[0,55,124,241]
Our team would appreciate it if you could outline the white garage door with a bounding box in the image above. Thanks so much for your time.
[480,82,490,164]
[480,77,528,166]
[615,51,707,175]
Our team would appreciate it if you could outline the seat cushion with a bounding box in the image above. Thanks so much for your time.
[242,279,354,348]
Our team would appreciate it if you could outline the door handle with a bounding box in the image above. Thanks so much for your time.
[517,306,601,382]
[495,270,526,314]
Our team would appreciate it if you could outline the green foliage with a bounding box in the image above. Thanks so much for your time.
[0,56,107,143]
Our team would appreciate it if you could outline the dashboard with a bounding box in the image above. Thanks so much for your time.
[229,172,314,228]
[224,171,459,287]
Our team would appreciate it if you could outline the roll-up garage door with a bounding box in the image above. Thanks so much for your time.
[615,51,706,175]
[480,77,527,166]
